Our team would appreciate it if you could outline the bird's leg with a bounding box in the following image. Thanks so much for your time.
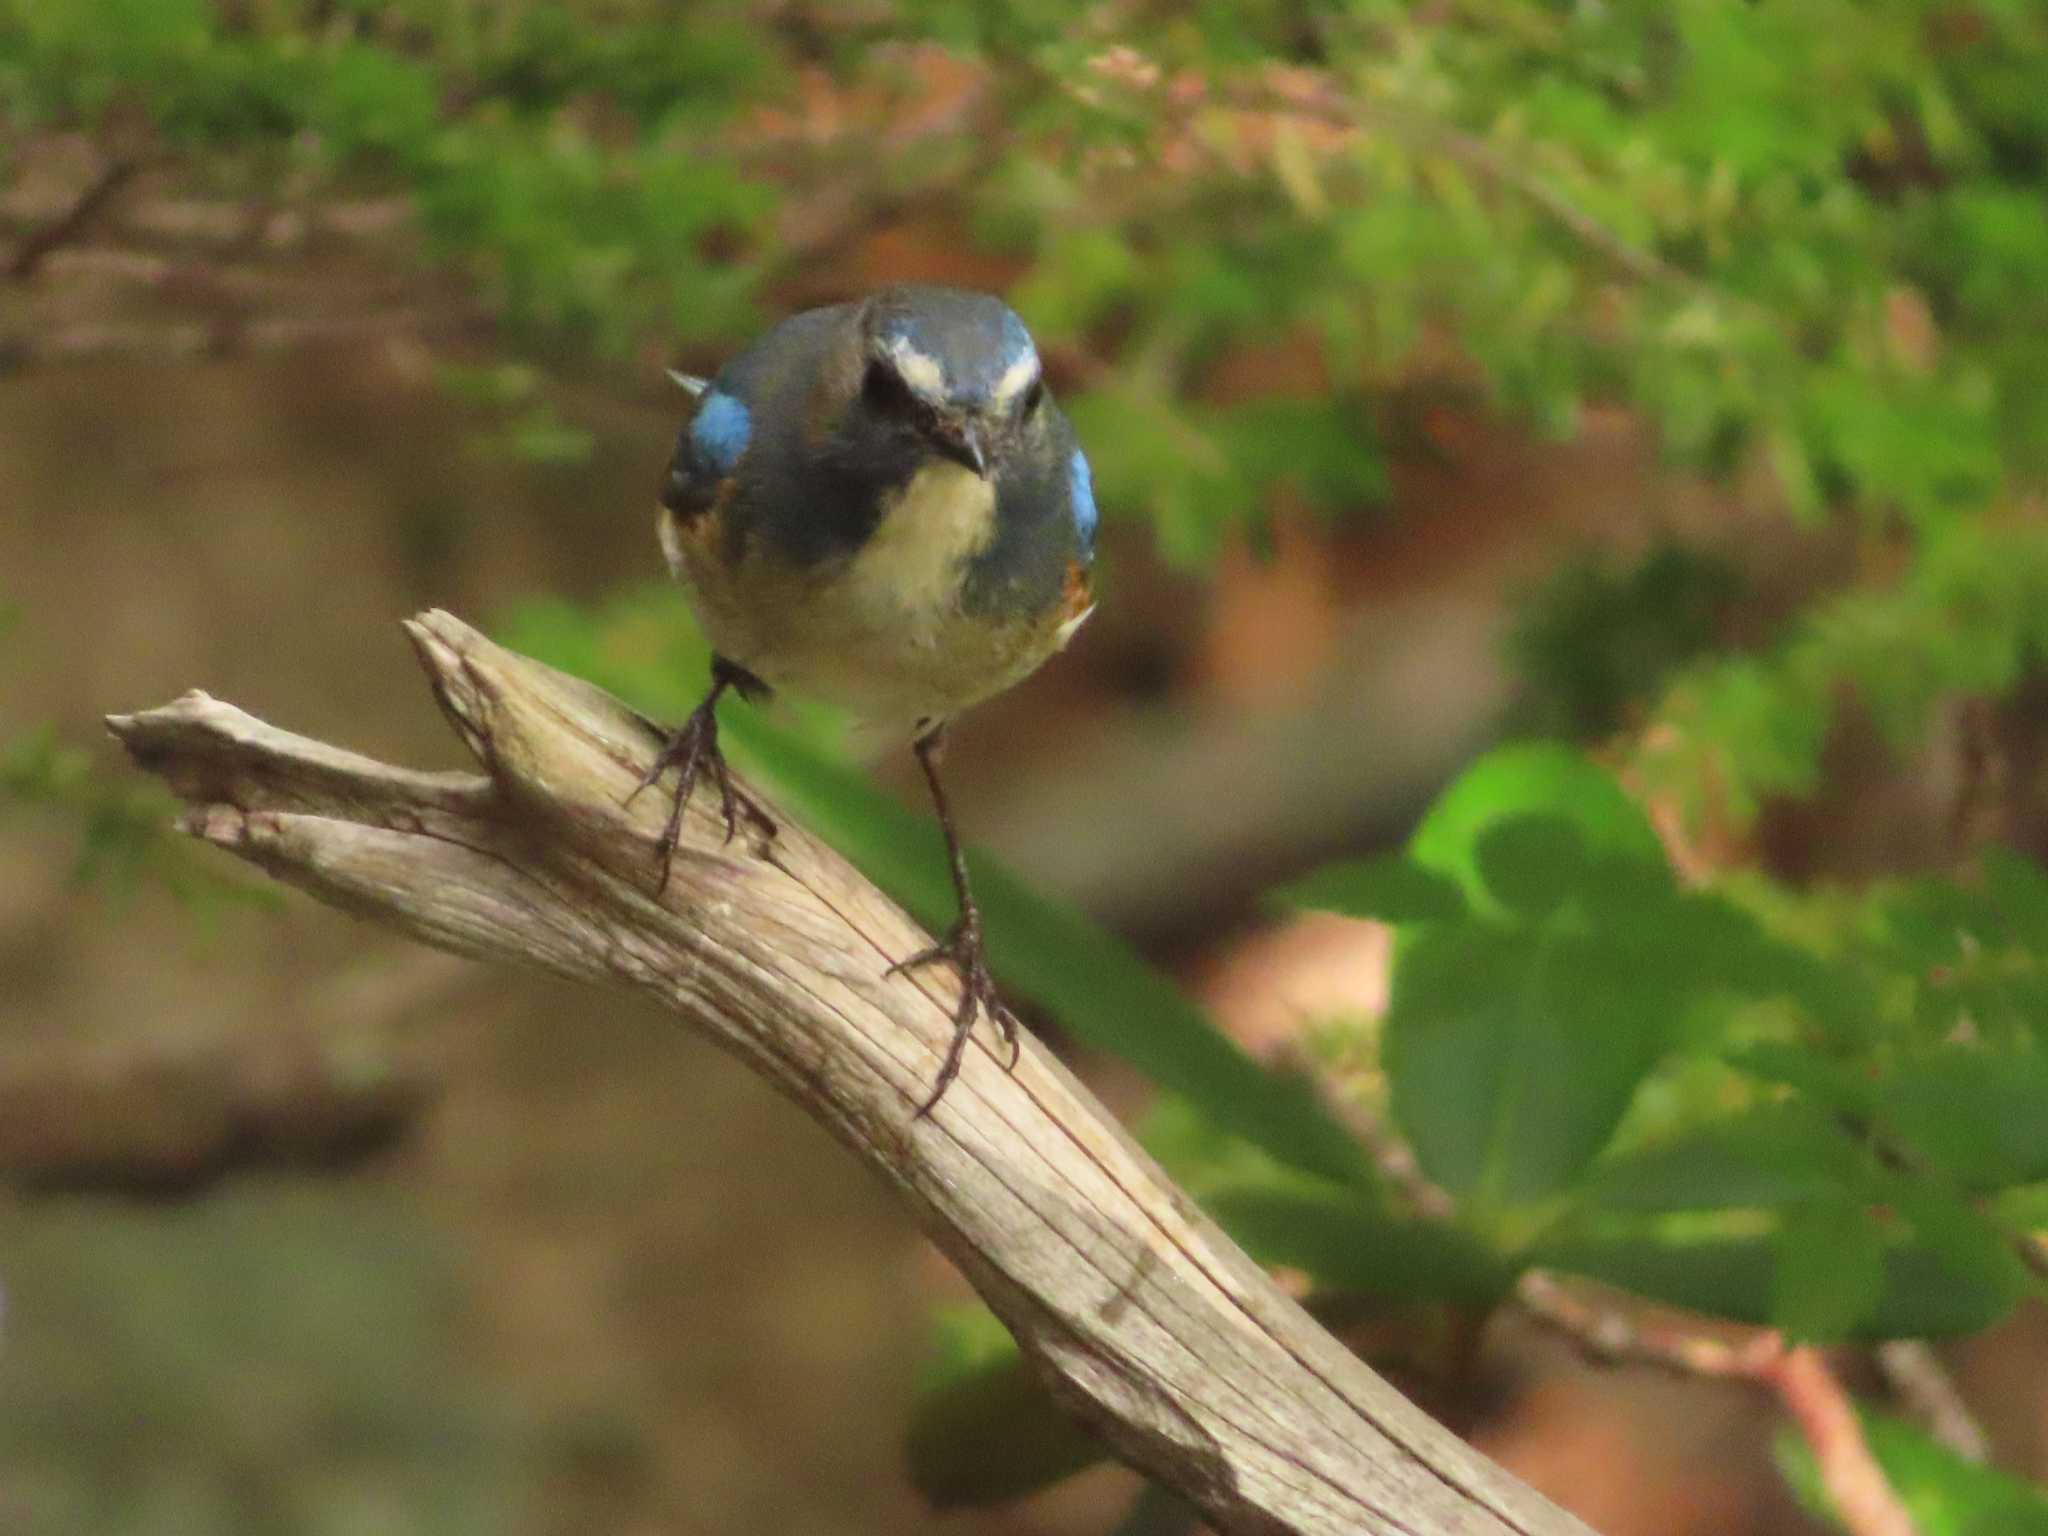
[887,722,1021,1116]
[625,654,777,893]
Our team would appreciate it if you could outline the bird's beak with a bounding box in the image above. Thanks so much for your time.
[933,421,989,478]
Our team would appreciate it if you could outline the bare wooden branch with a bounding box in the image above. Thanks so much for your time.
[0,309,468,370]
[0,950,467,1195]
[5,156,140,280]
[1874,1340,1988,1466]
[107,611,1590,1536]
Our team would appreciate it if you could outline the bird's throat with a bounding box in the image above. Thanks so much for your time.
[846,460,997,627]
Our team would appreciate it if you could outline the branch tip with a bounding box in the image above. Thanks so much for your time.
[180,803,248,847]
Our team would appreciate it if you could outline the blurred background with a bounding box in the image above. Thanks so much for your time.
[4,2,2048,1533]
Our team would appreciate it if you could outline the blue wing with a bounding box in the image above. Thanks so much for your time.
[662,385,752,523]
[1067,447,1098,562]
[659,304,851,524]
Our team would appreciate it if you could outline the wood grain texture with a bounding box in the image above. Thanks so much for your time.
[106,609,1592,1536]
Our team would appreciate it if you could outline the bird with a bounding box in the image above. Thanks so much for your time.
[635,284,1098,1115]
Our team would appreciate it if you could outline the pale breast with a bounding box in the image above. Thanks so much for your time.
[663,462,1081,729]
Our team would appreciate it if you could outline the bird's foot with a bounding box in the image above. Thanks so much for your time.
[887,914,1020,1117]
[625,701,776,894]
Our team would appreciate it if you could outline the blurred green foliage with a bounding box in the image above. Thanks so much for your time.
[1247,741,2047,1348]
[1507,542,1744,739]
[0,0,773,349]
[7,0,2044,804]
[1778,1413,2048,1535]
[914,743,2048,1512]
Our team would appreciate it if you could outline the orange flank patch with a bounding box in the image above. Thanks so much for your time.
[1060,558,1095,630]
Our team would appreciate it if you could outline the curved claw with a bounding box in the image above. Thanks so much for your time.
[891,922,1020,1117]
[628,703,776,895]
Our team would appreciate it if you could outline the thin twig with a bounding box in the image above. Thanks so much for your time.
[0,308,474,369]
[33,245,414,301]
[1874,1340,1988,1466]
[1769,1347,1917,1536]
[1516,1272,1780,1379]
[1320,1086,1457,1224]
[2016,1231,2048,1285]
[0,191,413,248]
[1517,1274,1917,1536]
[6,158,141,280]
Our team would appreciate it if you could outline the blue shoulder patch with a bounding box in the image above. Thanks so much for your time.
[690,389,751,474]
[1068,448,1098,559]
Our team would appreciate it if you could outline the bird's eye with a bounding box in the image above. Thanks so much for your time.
[1021,378,1045,416]
[862,361,917,417]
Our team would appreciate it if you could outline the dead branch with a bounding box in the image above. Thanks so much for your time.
[6,157,140,280]
[1874,1340,1987,1466]
[107,610,1589,1536]
[0,309,469,369]
[0,188,414,250]
[0,949,468,1195]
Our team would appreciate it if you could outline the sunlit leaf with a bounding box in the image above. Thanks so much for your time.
[1273,856,1467,925]
[1408,743,1666,914]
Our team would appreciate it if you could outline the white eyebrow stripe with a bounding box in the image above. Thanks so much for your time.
[884,337,948,401]
[991,349,1042,406]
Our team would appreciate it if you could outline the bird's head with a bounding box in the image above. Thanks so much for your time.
[849,285,1048,479]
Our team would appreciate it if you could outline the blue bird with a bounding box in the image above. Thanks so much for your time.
[638,284,1098,1114]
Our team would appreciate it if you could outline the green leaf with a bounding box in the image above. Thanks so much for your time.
[1582,1103,1863,1213]
[725,713,1383,1191]
[1771,1197,1885,1342]
[1112,1485,1204,1536]
[1273,856,1467,925]
[1778,1413,2048,1536]
[1408,742,1666,914]
[1875,1249,2025,1338]
[1881,1183,2031,1333]
[1417,741,1671,921]
[1384,925,1668,1205]
[1878,1048,2048,1190]
[1536,1228,2019,1337]
[1533,1235,1777,1321]
[1136,1090,1315,1192]
[1474,814,1589,916]
[1983,847,2048,949]
[1883,876,2009,969]
[1726,1042,1878,1117]
[906,1343,1102,1508]
[1202,1179,1516,1305]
